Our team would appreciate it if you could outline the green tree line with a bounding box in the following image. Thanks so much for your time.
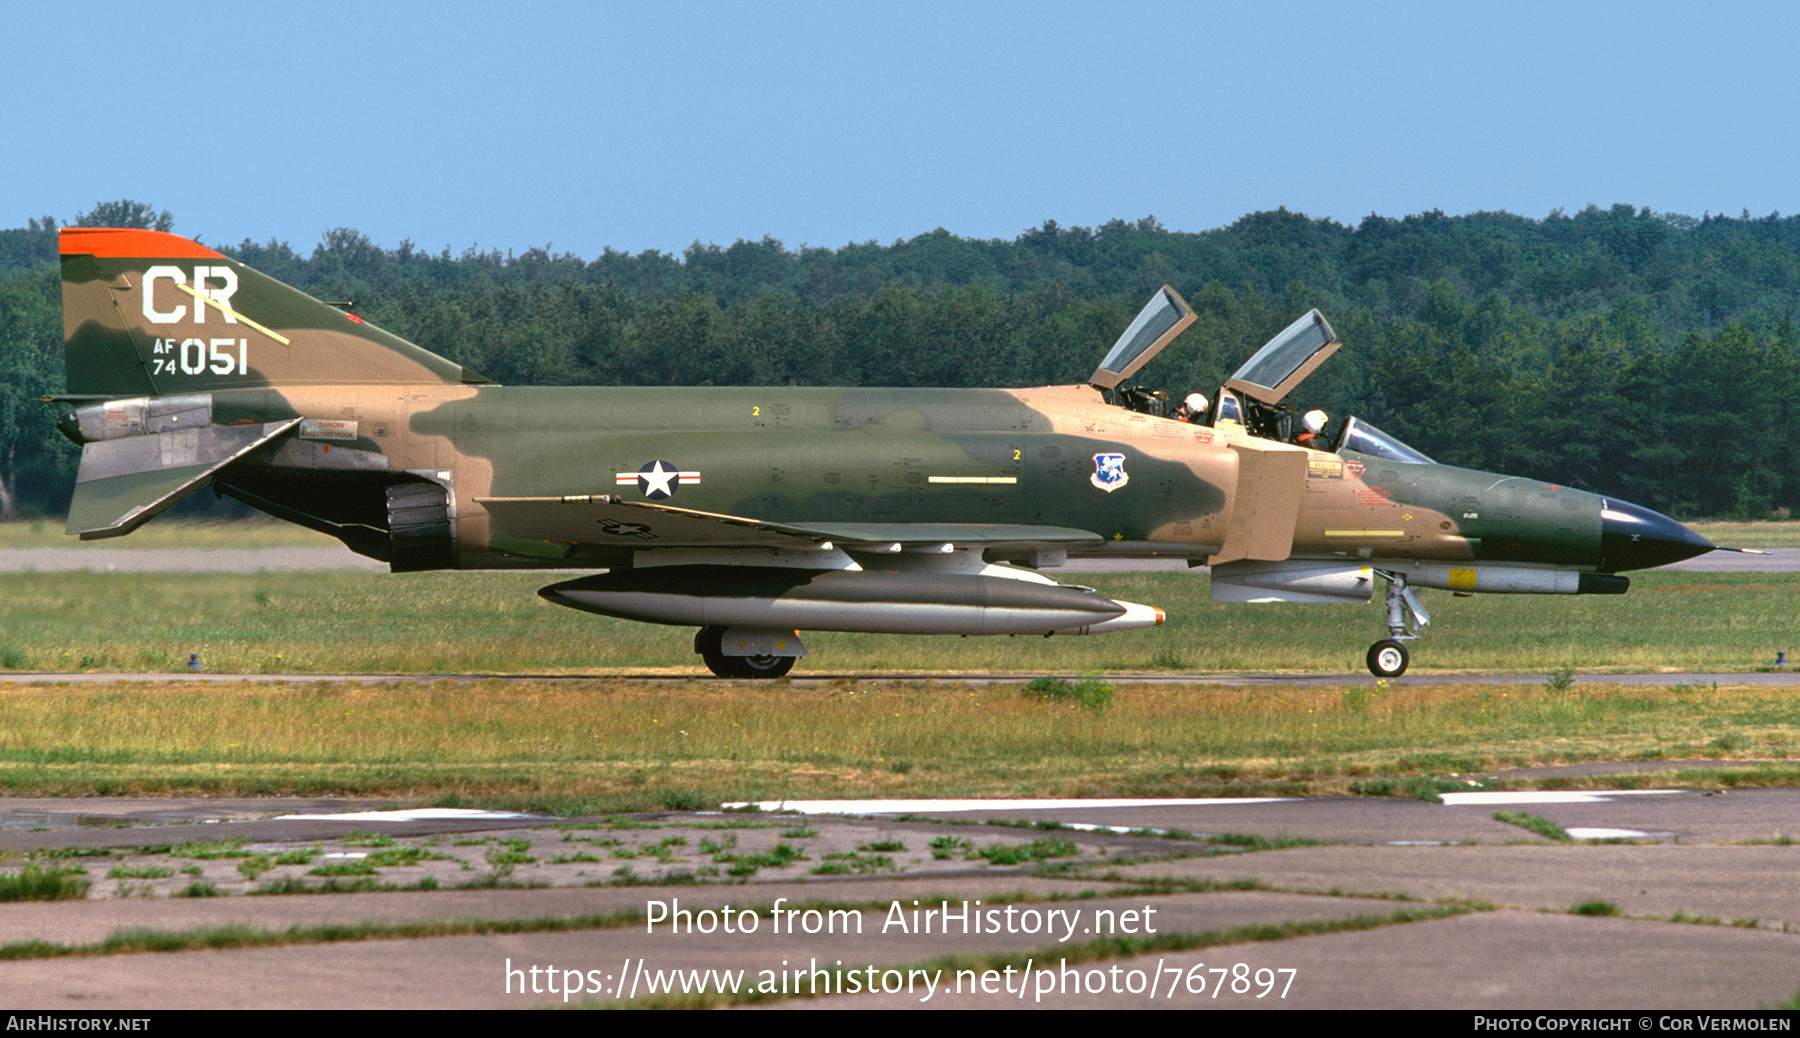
[3,201,1798,520]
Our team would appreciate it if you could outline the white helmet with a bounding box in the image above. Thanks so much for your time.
[1184,393,1208,414]
[1302,410,1327,435]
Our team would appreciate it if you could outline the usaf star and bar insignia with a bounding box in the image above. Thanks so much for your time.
[615,460,702,500]
[596,518,656,539]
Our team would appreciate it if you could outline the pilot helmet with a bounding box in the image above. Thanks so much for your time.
[1184,392,1208,414]
[1302,409,1327,435]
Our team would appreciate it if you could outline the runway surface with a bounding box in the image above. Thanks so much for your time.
[0,774,1797,1010]
[0,545,387,573]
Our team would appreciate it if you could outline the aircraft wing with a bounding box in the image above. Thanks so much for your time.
[477,496,1105,553]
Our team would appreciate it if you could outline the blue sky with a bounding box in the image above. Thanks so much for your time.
[6,1,1797,259]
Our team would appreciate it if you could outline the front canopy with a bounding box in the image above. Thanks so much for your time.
[1088,285,1196,391]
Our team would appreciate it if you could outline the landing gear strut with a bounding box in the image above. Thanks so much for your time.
[1367,572,1430,677]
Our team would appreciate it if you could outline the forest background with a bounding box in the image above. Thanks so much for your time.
[1,199,1795,522]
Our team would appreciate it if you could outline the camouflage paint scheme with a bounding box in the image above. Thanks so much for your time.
[56,229,1715,677]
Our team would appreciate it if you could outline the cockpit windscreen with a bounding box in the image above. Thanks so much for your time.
[1337,416,1435,464]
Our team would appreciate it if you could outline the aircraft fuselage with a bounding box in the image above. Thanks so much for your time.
[99,381,1698,581]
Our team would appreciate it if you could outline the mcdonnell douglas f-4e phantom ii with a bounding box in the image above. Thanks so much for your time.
[55,228,1718,677]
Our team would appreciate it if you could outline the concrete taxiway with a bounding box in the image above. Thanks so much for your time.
[0,773,1796,1010]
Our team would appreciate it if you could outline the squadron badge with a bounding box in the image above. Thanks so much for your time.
[1090,452,1129,492]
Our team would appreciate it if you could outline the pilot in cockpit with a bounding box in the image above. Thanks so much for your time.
[1295,409,1328,449]
[1170,392,1208,424]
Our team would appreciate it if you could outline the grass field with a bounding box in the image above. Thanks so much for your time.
[0,518,1793,806]
[0,565,1791,676]
[1690,520,1800,548]
[0,517,1791,678]
[0,676,1792,804]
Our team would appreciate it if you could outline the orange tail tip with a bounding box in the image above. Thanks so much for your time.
[60,227,224,260]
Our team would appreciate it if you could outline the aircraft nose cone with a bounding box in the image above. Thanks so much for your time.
[1599,499,1714,572]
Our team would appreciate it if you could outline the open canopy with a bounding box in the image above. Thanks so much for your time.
[1088,285,1196,391]
[1224,309,1339,404]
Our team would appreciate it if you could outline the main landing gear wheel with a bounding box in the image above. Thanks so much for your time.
[732,653,795,678]
[1367,639,1409,678]
[695,626,732,677]
[695,626,796,679]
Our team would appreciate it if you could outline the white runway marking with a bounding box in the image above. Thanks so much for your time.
[1439,790,1683,806]
[276,808,539,822]
[1565,827,1667,839]
[722,797,1295,814]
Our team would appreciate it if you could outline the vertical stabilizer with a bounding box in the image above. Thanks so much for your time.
[60,228,487,396]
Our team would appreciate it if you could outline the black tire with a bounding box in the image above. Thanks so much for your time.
[695,626,734,677]
[1367,639,1409,678]
[694,626,796,678]
[735,654,795,678]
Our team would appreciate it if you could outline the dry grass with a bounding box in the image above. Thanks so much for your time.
[0,516,1792,675]
[0,676,1788,804]
[0,567,1793,676]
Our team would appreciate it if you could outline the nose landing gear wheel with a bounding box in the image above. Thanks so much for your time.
[1367,639,1409,678]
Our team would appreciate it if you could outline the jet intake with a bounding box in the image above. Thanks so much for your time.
[539,566,1164,636]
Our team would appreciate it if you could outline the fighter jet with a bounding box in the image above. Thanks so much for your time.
[54,228,1716,677]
